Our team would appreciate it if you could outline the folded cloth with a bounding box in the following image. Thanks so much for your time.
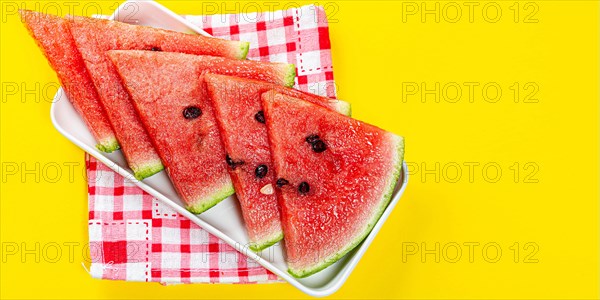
[87,4,336,284]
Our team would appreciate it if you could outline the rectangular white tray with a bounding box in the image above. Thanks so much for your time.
[50,0,409,296]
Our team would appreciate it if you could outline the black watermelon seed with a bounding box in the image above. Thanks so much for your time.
[305,134,320,144]
[225,154,234,167]
[254,111,265,124]
[151,46,162,51]
[255,164,268,178]
[225,154,244,169]
[311,140,327,153]
[183,106,202,119]
[298,182,310,194]
[276,178,289,188]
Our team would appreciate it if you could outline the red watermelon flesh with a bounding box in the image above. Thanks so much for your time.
[262,92,404,277]
[107,50,296,214]
[205,74,351,251]
[67,15,252,180]
[19,10,118,152]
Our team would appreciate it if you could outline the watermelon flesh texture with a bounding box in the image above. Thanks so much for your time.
[107,51,296,214]
[19,10,118,152]
[205,74,351,251]
[262,92,404,277]
[67,15,252,180]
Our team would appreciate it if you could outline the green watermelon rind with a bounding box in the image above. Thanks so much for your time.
[283,64,297,87]
[288,134,405,278]
[249,231,284,252]
[186,183,235,214]
[238,41,250,60]
[96,138,120,153]
[132,160,164,180]
[335,100,352,116]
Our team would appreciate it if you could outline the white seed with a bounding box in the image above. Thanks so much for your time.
[260,184,274,195]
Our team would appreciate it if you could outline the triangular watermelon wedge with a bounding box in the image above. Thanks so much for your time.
[19,10,118,152]
[262,91,404,277]
[67,15,252,180]
[107,51,297,214]
[205,74,351,251]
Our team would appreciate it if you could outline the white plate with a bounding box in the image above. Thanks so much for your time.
[50,0,409,296]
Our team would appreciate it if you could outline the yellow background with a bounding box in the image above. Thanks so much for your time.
[1,0,598,299]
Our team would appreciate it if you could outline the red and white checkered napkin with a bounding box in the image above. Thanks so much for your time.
[86,5,336,284]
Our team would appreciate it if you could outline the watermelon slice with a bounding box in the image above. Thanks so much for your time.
[205,74,351,251]
[67,15,252,180]
[262,92,404,277]
[19,10,118,152]
[107,50,297,214]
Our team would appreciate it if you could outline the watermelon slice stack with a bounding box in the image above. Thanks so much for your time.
[21,9,406,278]
[107,51,296,213]
[68,15,251,180]
[205,74,351,250]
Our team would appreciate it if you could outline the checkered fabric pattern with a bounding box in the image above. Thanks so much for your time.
[185,4,336,98]
[87,5,337,283]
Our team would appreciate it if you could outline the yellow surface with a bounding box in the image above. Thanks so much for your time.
[1,1,598,299]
